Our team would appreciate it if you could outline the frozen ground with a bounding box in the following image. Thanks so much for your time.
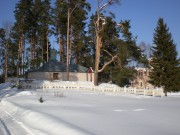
[0,82,180,135]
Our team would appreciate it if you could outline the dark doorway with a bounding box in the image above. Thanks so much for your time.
[53,73,59,80]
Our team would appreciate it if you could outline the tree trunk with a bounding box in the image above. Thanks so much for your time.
[17,39,21,77]
[30,37,35,67]
[17,33,23,77]
[66,8,70,81]
[94,0,120,85]
[4,41,8,81]
[46,30,49,62]
[58,27,64,63]
[94,34,102,85]
[40,36,44,64]
[94,72,98,85]
[94,13,101,85]
[22,33,25,77]
[94,35,100,85]
[164,88,167,96]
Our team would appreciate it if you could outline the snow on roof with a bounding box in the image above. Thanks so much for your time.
[135,67,148,71]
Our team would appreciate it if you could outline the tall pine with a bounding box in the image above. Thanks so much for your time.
[150,18,180,96]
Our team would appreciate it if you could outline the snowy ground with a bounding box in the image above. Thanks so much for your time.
[0,82,180,135]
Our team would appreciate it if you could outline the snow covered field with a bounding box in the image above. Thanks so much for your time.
[0,82,180,135]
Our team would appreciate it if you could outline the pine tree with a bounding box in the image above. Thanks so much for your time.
[6,39,18,77]
[88,14,144,86]
[13,0,33,75]
[68,0,90,65]
[110,20,143,86]
[52,0,90,64]
[13,0,52,70]
[93,0,121,85]
[37,0,52,64]
[27,0,42,68]
[150,18,180,96]
[87,14,97,67]
[0,28,6,80]
[52,0,68,63]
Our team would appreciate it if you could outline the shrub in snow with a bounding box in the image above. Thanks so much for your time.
[17,85,22,89]
[39,96,44,103]
[11,84,17,88]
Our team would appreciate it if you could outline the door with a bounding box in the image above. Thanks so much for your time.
[53,73,59,80]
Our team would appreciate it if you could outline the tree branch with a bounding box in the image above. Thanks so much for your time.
[100,49,122,71]
[98,55,118,72]
[99,0,113,11]
[69,3,80,16]
[103,49,113,57]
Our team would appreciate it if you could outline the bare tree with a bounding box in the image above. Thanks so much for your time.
[94,0,120,85]
[139,41,152,59]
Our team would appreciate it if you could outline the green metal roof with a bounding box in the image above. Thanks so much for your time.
[27,60,89,73]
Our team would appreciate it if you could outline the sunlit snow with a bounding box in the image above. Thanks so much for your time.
[0,82,180,135]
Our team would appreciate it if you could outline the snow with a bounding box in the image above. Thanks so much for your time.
[0,82,180,135]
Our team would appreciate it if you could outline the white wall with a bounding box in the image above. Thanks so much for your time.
[27,72,94,82]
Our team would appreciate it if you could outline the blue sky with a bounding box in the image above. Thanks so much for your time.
[0,0,180,58]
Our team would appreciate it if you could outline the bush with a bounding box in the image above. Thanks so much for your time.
[39,97,44,103]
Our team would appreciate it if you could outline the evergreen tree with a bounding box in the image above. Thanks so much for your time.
[0,28,6,80]
[6,39,18,77]
[0,24,17,79]
[38,0,52,64]
[99,17,119,82]
[13,0,52,70]
[68,0,90,65]
[88,14,145,86]
[52,0,68,63]
[110,20,144,86]
[13,0,33,75]
[52,0,90,64]
[87,14,97,67]
[93,0,124,85]
[150,18,180,96]
[27,0,43,68]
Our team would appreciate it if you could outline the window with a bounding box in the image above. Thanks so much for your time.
[138,71,143,77]
[140,82,143,87]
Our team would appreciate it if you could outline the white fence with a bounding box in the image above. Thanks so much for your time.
[19,80,164,97]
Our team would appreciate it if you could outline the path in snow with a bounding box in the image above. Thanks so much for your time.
[0,106,31,135]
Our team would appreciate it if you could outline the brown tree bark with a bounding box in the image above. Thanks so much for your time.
[94,0,120,85]
[46,30,49,62]
[58,27,64,63]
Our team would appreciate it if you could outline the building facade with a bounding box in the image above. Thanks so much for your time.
[26,48,94,82]
[26,61,94,82]
[131,68,154,89]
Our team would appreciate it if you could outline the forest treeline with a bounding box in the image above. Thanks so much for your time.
[0,0,179,92]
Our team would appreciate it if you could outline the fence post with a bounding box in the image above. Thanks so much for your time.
[77,83,79,90]
[124,86,126,94]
